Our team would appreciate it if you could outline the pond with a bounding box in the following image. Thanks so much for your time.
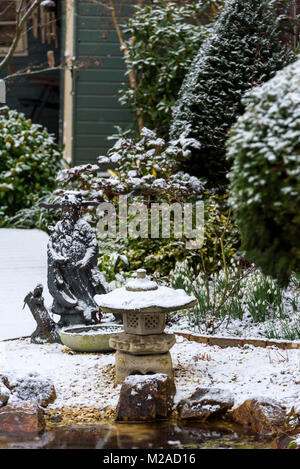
[0,420,271,449]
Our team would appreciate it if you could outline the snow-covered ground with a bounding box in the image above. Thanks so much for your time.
[1,335,299,414]
[0,229,53,341]
[0,228,299,416]
[167,314,299,341]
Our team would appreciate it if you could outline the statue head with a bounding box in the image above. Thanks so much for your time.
[39,191,100,222]
[61,192,82,222]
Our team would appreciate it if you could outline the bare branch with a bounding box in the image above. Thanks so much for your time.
[2,64,63,81]
[0,0,43,72]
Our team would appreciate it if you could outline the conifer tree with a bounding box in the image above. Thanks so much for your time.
[170,0,293,185]
[227,58,300,286]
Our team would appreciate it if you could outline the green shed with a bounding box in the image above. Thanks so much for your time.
[63,0,136,166]
[1,0,137,167]
[1,1,299,168]
[0,0,62,139]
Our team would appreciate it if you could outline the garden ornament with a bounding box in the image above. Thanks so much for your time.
[24,284,61,344]
[40,191,108,327]
[95,268,197,383]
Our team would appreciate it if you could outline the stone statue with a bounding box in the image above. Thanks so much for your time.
[40,192,108,327]
[24,284,61,344]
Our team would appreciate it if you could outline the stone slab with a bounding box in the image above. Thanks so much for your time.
[116,373,176,422]
[109,332,176,355]
[175,332,300,350]
[115,351,174,384]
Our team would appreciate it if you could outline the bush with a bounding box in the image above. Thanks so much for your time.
[58,128,239,277]
[0,107,62,223]
[58,127,204,203]
[170,0,293,186]
[227,58,300,286]
[58,128,205,277]
[95,192,239,278]
[119,0,220,138]
[2,192,61,232]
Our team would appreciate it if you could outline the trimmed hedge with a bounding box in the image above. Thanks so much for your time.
[170,0,293,186]
[227,58,300,286]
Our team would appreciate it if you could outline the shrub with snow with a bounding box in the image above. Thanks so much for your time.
[170,0,293,185]
[58,127,204,202]
[227,58,300,286]
[119,0,215,138]
[58,128,208,277]
[0,107,62,223]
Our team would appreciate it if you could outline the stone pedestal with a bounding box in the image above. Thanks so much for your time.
[109,332,175,355]
[115,351,173,384]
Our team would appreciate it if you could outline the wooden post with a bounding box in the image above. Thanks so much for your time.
[0,80,6,105]
[0,80,6,118]
[63,0,75,166]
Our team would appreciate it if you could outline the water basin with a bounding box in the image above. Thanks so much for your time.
[59,324,123,352]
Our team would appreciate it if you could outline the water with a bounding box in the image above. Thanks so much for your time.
[0,420,271,449]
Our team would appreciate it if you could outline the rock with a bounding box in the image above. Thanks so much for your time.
[4,372,56,408]
[177,388,234,422]
[0,372,10,387]
[0,402,45,434]
[230,398,288,435]
[271,433,300,449]
[0,383,10,407]
[116,373,176,422]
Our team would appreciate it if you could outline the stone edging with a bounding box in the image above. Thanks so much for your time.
[175,332,300,350]
[3,333,300,351]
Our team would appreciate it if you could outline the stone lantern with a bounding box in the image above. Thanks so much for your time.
[94,269,197,383]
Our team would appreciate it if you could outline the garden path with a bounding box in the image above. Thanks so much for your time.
[0,229,52,340]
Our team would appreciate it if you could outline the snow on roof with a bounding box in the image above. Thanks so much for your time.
[94,286,197,314]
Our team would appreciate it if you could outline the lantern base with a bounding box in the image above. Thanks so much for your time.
[109,332,176,355]
[115,351,174,384]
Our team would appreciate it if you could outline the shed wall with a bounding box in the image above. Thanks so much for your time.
[72,0,136,165]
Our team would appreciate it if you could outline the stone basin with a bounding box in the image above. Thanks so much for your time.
[59,324,123,352]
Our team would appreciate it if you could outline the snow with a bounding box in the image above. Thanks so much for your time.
[94,286,196,313]
[124,373,168,387]
[1,338,119,410]
[62,324,123,336]
[1,335,299,413]
[0,382,10,405]
[125,276,158,292]
[172,335,300,413]
[0,229,53,341]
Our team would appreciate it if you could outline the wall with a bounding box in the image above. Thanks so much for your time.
[72,0,136,165]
